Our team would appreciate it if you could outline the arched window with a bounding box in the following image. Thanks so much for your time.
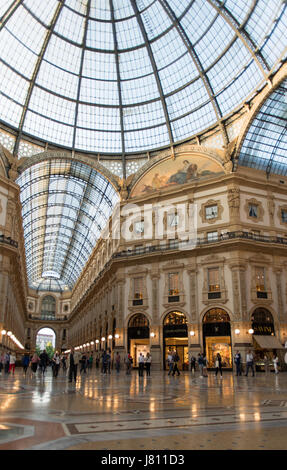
[251,308,273,324]
[203,308,230,323]
[164,311,187,326]
[41,296,56,319]
[128,313,149,328]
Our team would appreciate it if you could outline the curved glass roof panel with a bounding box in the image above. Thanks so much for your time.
[17,159,120,292]
[238,79,287,175]
[0,0,286,156]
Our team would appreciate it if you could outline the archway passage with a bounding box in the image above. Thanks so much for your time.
[36,327,56,359]
[163,311,188,371]
[251,307,275,335]
[202,308,232,369]
[128,313,150,367]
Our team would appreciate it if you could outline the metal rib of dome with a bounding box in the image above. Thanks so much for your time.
[17,159,120,291]
[0,0,286,165]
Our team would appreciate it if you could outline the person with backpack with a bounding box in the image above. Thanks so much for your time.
[172,350,180,376]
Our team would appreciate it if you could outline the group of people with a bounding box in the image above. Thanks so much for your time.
[136,352,152,376]
[0,351,17,375]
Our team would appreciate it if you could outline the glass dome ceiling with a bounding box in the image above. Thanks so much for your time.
[238,78,287,175]
[0,0,286,159]
[17,159,120,292]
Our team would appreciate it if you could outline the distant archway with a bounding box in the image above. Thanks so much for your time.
[36,327,56,352]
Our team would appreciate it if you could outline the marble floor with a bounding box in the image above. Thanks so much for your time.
[1,366,287,450]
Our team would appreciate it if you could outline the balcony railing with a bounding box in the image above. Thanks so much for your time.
[113,231,287,259]
[0,234,18,248]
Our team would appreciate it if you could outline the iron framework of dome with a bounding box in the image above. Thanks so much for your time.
[0,0,287,176]
[17,159,120,292]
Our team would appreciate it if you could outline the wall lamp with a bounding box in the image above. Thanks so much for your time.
[190,330,195,337]
[150,332,156,338]
[248,328,254,335]
[235,329,240,335]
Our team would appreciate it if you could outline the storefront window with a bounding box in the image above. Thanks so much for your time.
[203,309,232,369]
[164,311,186,325]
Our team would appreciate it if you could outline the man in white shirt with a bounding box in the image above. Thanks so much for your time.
[138,353,145,377]
[245,350,255,377]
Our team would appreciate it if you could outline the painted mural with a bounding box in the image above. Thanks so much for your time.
[131,153,224,197]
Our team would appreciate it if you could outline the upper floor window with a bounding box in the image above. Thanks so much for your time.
[168,272,179,296]
[249,203,258,218]
[281,209,287,223]
[134,277,143,299]
[207,231,218,242]
[41,295,56,319]
[167,213,179,227]
[205,205,218,220]
[255,267,265,292]
[134,221,144,234]
[208,267,220,292]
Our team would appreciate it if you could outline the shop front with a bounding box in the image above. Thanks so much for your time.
[163,311,189,370]
[251,308,284,371]
[202,308,232,370]
[128,313,150,366]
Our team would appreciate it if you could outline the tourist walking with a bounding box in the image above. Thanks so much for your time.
[9,352,16,375]
[245,350,255,377]
[138,353,145,377]
[167,351,174,376]
[172,351,180,376]
[273,353,279,374]
[215,353,223,378]
[145,352,152,376]
[39,350,49,375]
[88,353,93,371]
[31,352,39,374]
[125,353,132,375]
[68,347,80,383]
[234,351,242,376]
[80,353,87,374]
[22,353,30,375]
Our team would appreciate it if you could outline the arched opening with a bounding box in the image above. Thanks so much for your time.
[128,313,150,366]
[251,308,275,335]
[202,308,232,370]
[36,327,56,360]
[163,311,188,371]
[41,295,56,320]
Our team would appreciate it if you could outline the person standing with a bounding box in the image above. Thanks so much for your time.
[68,347,80,383]
[31,352,39,374]
[138,353,145,377]
[88,353,93,371]
[0,351,5,375]
[273,353,279,374]
[22,353,30,375]
[172,351,180,376]
[198,353,204,378]
[80,352,87,374]
[245,350,255,377]
[202,354,208,377]
[4,352,10,374]
[215,353,223,378]
[115,352,121,373]
[125,353,132,375]
[234,351,242,376]
[53,352,60,377]
[145,352,152,376]
[9,352,16,375]
[190,355,196,375]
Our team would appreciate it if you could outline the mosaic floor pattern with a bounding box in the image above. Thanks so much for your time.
[1,367,287,450]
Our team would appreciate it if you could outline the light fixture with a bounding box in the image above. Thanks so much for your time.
[114,334,119,339]
[248,328,254,335]
[101,337,106,342]
[95,339,99,344]
[7,331,12,337]
[235,329,240,335]
[190,330,195,337]
[1,329,7,335]
[150,332,155,338]
[108,335,113,340]
[90,341,94,345]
